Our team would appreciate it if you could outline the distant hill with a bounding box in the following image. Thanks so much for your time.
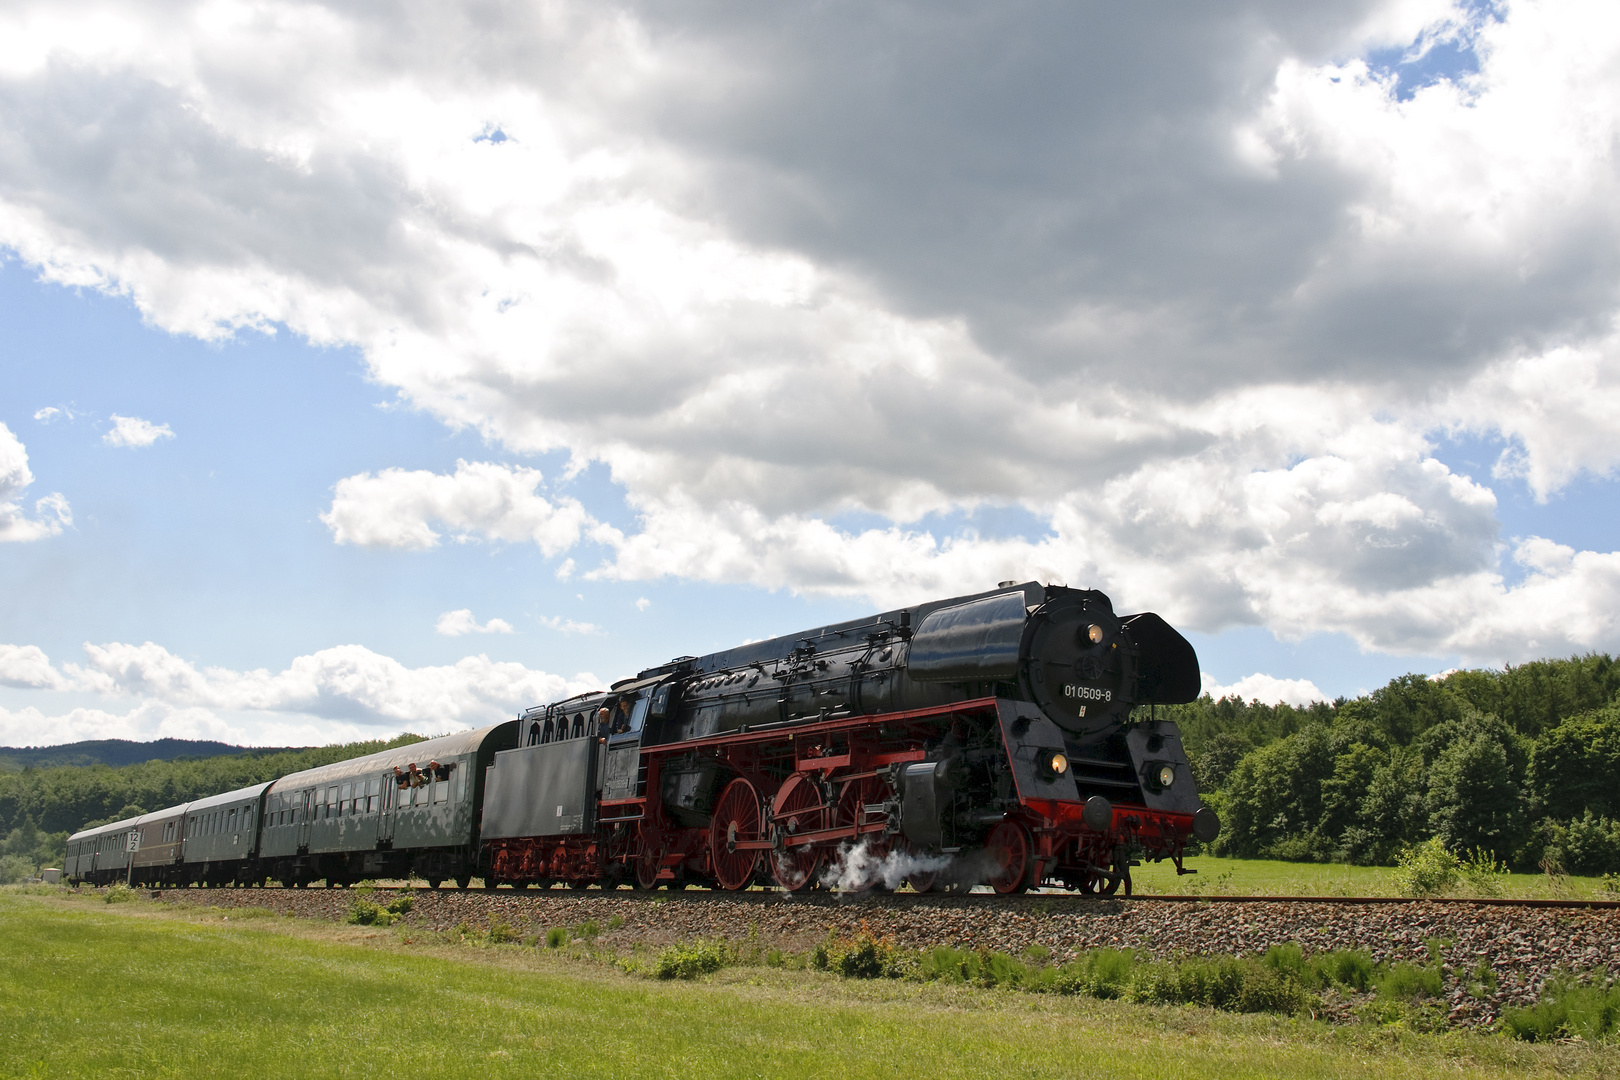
[0,739,308,773]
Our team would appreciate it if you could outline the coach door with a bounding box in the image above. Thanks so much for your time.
[297,789,315,851]
[377,773,396,846]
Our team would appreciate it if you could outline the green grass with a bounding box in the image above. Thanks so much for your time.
[1128,856,1614,899]
[2,889,1616,1079]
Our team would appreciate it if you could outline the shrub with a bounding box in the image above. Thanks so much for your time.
[832,932,897,979]
[347,899,387,926]
[1152,955,1311,1014]
[573,919,601,941]
[347,894,412,926]
[544,927,568,949]
[1392,837,1460,897]
[655,940,729,980]
[1314,950,1377,992]
[808,928,905,980]
[1459,847,1509,896]
[487,917,521,944]
[102,884,135,904]
[1377,961,1443,1000]
[1503,975,1620,1042]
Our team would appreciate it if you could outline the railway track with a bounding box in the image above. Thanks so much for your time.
[133,883,1620,910]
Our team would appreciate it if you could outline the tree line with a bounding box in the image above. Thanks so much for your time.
[0,734,425,882]
[1169,653,1620,874]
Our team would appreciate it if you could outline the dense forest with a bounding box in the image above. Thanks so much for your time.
[0,738,306,772]
[5,652,1619,883]
[1168,652,1620,875]
[0,734,424,883]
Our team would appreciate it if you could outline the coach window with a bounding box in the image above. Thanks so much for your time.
[454,766,466,803]
[228,808,238,833]
[327,786,338,817]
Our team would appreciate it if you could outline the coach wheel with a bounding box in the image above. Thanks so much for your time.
[985,822,1035,895]
[769,774,826,892]
[456,875,472,890]
[426,878,441,890]
[709,778,764,891]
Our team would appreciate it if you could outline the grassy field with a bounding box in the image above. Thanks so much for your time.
[3,888,1618,1079]
[1125,855,1614,900]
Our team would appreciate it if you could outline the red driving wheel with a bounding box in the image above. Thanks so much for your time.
[708,778,764,891]
[770,773,826,891]
[985,821,1035,895]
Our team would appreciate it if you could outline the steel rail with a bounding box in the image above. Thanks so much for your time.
[136,885,1620,910]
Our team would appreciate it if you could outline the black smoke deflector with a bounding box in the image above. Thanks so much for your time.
[1120,612,1200,704]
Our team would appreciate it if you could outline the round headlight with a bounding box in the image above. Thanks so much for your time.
[1049,752,1069,776]
[1157,764,1175,788]
[1086,624,1104,644]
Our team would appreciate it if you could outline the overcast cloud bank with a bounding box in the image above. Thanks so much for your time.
[1,0,1618,674]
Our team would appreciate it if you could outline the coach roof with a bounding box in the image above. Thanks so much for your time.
[269,724,514,792]
[184,782,273,815]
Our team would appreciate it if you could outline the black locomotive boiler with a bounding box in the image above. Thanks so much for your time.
[483,581,1219,894]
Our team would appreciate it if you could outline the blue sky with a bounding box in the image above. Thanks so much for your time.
[2,0,1619,745]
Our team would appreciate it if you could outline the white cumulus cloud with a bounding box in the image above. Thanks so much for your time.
[0,638,607,743]
[102,414,174,448]
[0,643,67,689]
[1201,672,1328,708]
[323,460,599,555]
[538,615,600,635]
[0,422,70,542]
[434,609,515,637]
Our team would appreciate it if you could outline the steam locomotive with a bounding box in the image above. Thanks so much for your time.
[65,582,1218,896]
[483,580,1218,895]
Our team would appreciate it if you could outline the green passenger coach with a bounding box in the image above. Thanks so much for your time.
[253,722,518,888]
